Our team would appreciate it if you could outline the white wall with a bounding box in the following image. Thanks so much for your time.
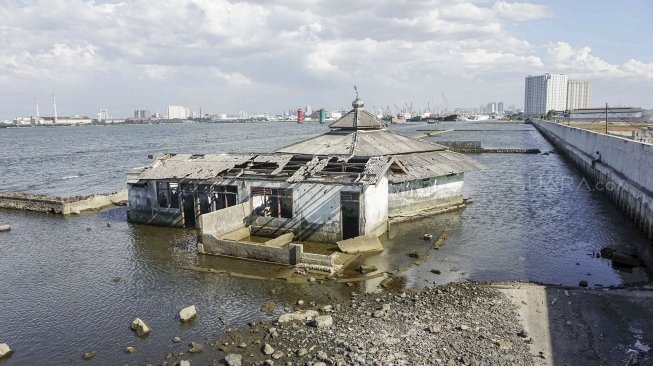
[388,175,464,216]
[364,176,388,236]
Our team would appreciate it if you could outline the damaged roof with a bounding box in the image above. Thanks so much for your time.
[134,153,395,185]
[388,151,487,183]
[328,108,386,130]
[275,129,448,156]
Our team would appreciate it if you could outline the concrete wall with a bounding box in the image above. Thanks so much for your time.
[364,176,389,237]
[198,202,252,236]
[388,174,464,217]
[199,234,302,265]
[0,190,127,215]
[127,181,183,227]
[532,119,653,238]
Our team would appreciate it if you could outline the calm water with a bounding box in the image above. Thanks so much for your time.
[0,121,650,365]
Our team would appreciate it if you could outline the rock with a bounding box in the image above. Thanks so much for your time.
[263,360,274,366]
[238,342,247,348]
[408,251,420,258]
[0,343,14,360]
[635,340,651,352]
[179,305,197,322]
[178,360,190,366]
[458,324,469,330]
[277,310,319,323]
[0,224,11,232]
[82,351,96,360]
[224,353,243,366]
[358,264,377,274]
[262,343,274,355]
[296,348,308,357]
[112,276,121,283]
[517,329,528,338]
[313,363,327,366]
[188,342,203,353]
[497,340,513,350]
[430,269,441,275]
[310,315,333,328]
[320,305,332,312]
[316,350,328,360]
[261,301,276,315]
[423,234,433,240]
[173,336,181,343]
[130,318,151,336]
[271,350,284,359]
[578,280,588,287]
[124,346,136,353]
[308,277,317,283]
[296,300,304,306]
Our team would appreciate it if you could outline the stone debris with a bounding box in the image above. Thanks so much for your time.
[277,310,319,323]
[188,342,203,353]
[217,282,534,365]
[82,351,96,360]
[0,224,10,232]
[124,346,136,353]
[261,301,276,315]
[178,360,190,366]
[172,336,181,343]
[261,343,274,355]
[179,305,197,322]
[634,340,650,353]
[224,353,242,366]
[310,315,333,328]
[130,318,151,337]
[0,343,14,360]
[357,264,377,274]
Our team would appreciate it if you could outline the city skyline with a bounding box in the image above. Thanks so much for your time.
[1,0,652,119]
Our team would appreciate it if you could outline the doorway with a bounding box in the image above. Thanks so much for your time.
[341,192,360,240]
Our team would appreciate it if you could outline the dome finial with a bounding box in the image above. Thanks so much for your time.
[352,85,364,109]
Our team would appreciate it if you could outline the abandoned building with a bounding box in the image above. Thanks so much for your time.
[127,96,483,269]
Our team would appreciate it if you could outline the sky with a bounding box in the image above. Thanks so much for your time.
[1,0,652,119]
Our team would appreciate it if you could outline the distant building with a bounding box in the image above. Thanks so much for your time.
[98,109,109,120]
[167,106,188,119]
[134,109,150,119]
[568,107,643,121]
[524,73,568,116]
[497,101,504,113]
[566,80,591,110]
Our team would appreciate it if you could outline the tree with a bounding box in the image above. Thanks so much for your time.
[545,109,556,120]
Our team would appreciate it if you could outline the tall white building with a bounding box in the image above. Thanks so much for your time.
[167,105,188,119]
[98,109,109,120]
[524,73,568,116]
[566,80,591,110]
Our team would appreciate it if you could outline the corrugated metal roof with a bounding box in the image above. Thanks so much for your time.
[388,151,486,183]
[328,108,386,130]
[275,130,447,156]
[134,153,393,185]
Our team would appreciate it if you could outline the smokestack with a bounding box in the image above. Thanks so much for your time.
[52,94,58,123]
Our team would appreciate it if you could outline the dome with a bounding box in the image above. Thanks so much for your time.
[352,97,364,109]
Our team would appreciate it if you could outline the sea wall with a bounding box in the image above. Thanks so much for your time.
[0,190,127,215]
[532,119,653,238]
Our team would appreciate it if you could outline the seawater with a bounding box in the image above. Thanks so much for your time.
[0,121,650,365]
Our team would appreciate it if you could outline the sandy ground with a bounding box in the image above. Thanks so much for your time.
[497,282,653,366]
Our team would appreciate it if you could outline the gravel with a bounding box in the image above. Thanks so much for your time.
[218,282,534,365]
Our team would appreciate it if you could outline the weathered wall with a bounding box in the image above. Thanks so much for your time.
[0,190,127,215]
[532,119,653,238]
[127,181,183,227]
[388,174,464,217]
[364,176,389,237]
[198,202,251,236]
[248,181,352,243]
[199,234,302,265]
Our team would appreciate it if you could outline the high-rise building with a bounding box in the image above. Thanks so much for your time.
[566,80,591,110]
[98,109,109,120]
[497,101,504,113]
[167,105,188,119]
[524,73,568,116]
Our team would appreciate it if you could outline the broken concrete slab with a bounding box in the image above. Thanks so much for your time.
[265,233,294,248]
[277,310,319,323]
[0,343,14,360]
[0,224,10,232]
[337,235,383,254]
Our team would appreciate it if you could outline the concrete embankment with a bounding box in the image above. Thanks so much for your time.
[0,189,127,215]
[532,119,653,239]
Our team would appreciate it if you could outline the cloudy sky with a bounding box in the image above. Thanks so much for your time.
[1,0,652,119]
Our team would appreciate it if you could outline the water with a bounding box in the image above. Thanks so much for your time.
[0,121,650,365]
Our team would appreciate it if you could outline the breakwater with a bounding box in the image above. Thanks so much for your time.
[0,189,127,215]
[531,119,653,239]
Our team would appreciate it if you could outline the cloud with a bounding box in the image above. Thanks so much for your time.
[0,0,650,118]
[545,42,653,80]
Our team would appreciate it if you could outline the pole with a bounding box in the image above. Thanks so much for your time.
[605,102,608,134]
